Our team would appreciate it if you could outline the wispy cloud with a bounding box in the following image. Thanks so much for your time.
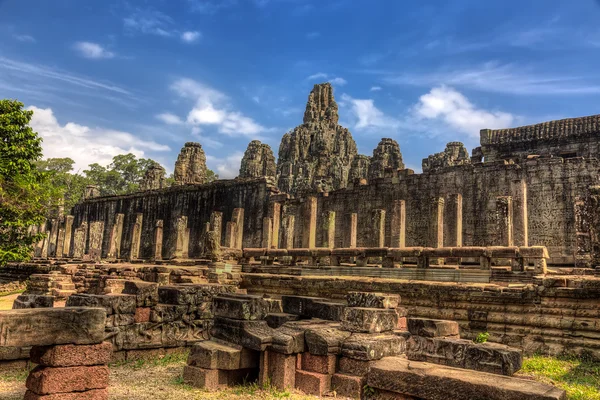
[370,86,382,92]
[188,0,238,14]
[124,8,174,37]
[306,72,348,86]
[340,93,400,131]
[155,113,184,125]
[13,34,36,43]
[206,152,244,179]
[73,42,115,59]
[181,31,201,43]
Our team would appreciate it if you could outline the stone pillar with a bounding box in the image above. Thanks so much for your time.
[496,196,513,246]
[88,221,104,261]
[225,222,237,248]
[107,213,124,260]
[129,213,143,260]
[446,194,463,247]
[174,216,189,259]
[55,227,65,259]
[302,197,317,248]
[40,235,49,259]
[430,197,444,248]
[48,218,59,257]
[72,222,88,259]
[232,208,244,249]
[262,217,273,248]
[322,211,336,248]
[282,215,295,249]
[373,209,386,247]
[210,211,223,246]
[511,179,529,247]
[270,202,281,249]
[154,220,164,260]
[391,200,406,248]
[63,215,74,257]
[346,213,358,248]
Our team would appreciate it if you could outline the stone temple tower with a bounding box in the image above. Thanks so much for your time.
[368,138,405,181]
[276,83,358,195]
[239,140,276,180]
[174,142,208,185]
[139,163,166,191]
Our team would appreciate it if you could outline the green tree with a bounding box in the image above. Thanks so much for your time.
[36,158,90,209]
[0,100,51,265]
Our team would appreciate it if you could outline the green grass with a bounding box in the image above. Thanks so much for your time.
[0,288,25,297]
[520,355,600,400]
[0,366,32,383]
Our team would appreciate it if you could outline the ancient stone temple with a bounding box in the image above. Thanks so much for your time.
[422,141,470,173]
[239,140,276,180]
[173,142,208,185]
[276,83,358,194]
[368,138,405,180]
[139,163,166,191]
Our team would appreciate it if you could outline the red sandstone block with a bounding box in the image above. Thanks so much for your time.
[338,357,373,376]
[134,307,151,323]
[301,353,337,375]
[30,342,113,367]
[397,317,407,331]
[182,365,226,390]
[24,388,108,400]
[26,366,109,395]
[260,351,296,390]
[295,370,331,396]
[331,373,364,399]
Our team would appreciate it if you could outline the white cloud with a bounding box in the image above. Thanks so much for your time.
[181,31,201,43]
[306,73,348,86]
[341,93,400,130]
[73,42,115,59]
[206,152,244,179]
[412,86,515,137]
[370,86,382,91]
[306,72,328,81]
[156,112,184,125]
[329,77,347,86]
[124,8,174,37]
[170,77,267,137]
[14,34,36,43]
[28,106,169,172]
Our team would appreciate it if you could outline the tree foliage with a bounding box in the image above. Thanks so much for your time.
[0,100,51,265]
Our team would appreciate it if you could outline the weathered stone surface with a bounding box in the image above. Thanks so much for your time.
[341,308,398,333]
[239,140,276,179]
[300,353,336,375]
[305,326,352,356]
[347,292,400,309]
[183,365,256,390]
[122,280,159,307]
[139,163,166,191]
[349,154,371,182]
[30,342,113,367]
[368,357,566,400]
[422,141,470,173]
[26,365,109,394]
[12,294,54,309]
[368,138,404,181]
[276,83,358,195]
[265,313,299,329]
[0,308,106,347]
[213,294,270,320]
[338,356,374,376]
[281,295,326,316]
[407,336,523,376]
[341,334,406,361]
[23,389,108,400]
[66,294,135,315]
[331,373,364,399]
[174,142,207,185]
[150,304,188,323]
[295,369,331,396]
[307,300,346,321]
[263,350,297,390]
[158,284,235,305]
[210,317,274,351]
[407,318,459,338]
[187,340,259,370]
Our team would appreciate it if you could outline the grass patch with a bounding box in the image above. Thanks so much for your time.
[0,367,32,383]
[520,355,600,400]
[0,288,25,297]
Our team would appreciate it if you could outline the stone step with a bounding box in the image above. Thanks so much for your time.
[187,340,259,370]
[51,289,77,299]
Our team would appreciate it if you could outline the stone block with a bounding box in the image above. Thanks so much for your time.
[105,314,135,327]
[305,327,351,355]
[341,334,406,361]
[66,294,136,315]
[338,356,374,376]
[158,284,235,305]
[295,370,331,396]
[265,312,299,328]
[13,294,54,309]
[301,353,337,375]
[347,292,400,309]
[281,295,326,316]
[213,294,270,320]
[134,307,151,323]
[331,373,364,399]
[0,308,106,347]
[211,317,274,351]
[264,351,296,390]
[183,365,225,390]
[307,301,346,321]
[30,342,113,367]
[23,389,108,400]
[26,365,109,395]
[341,308,398,333]
[187,340,258,370]
[367,357,566,400]
[407,318,459,338]
[150,304,188,323]
[122,280,159,307]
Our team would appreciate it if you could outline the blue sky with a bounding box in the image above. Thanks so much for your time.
[2,0,600,176]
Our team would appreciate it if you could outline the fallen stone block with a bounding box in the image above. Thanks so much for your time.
[261,350,296,390]
[367,357,566,400]
[158,284,235,305]
[183,365,226,390]
[406,318,459,338]
[265,313,299,329]
[66,293,136,315]
[122,280,159,307]
[342,308,398,333]
[211,317,274,351]
[213,294,270,320]
[341,334,406,361]
[295,369,331,396]
[0,308,106,347]
[30,342,113,367]
[23,388,108,400]
[331,373,364,399]
[187,340,259,370]
[12,294,54,309]
[300,353,337,375]
[305,327,351,355]
[338,356,374,376]
[281,295,326,316]
[307,301,346,321]
[26,365,109,395]
[347,292,400,309]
